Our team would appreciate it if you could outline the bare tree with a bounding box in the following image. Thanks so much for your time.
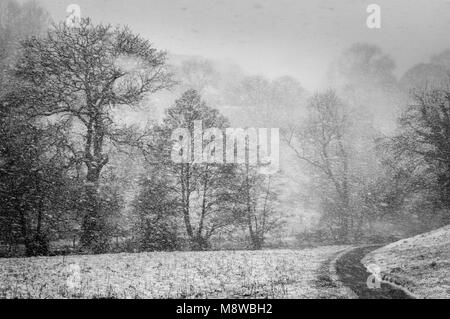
[145,90,235,250]
[233,163,282,250]
[284,90,353,242]
[10,18,173,252]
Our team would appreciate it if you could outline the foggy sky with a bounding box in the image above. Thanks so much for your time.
[33,0,450,90]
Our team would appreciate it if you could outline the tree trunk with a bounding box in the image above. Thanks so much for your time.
[191,235,210,251]
[80,166,109,253]
[181,164,194,239]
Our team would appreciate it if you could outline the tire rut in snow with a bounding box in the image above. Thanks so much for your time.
[335,246,412,299]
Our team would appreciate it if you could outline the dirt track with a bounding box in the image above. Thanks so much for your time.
[335,246,412,299]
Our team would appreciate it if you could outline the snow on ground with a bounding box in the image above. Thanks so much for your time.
[0,246,350,299]
[362,225,450,299]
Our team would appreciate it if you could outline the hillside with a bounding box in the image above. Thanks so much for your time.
[362,225,450,298]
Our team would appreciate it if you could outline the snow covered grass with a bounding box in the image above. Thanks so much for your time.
[0,246,350,299]
[362,225,450,299]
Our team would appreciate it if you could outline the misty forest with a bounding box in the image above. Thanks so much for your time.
[0,0,449,299]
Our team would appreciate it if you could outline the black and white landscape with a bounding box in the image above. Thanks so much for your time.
[0,0,449,299]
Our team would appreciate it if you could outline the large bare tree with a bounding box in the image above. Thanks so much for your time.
[10,18,172,252]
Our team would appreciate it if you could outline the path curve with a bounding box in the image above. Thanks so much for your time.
[334,245,413,299]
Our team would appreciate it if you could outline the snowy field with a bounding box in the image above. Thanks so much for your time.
[0,246,350,299]
[363,225,450,299]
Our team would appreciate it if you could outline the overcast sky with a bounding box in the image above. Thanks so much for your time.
[35,0,450,90]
